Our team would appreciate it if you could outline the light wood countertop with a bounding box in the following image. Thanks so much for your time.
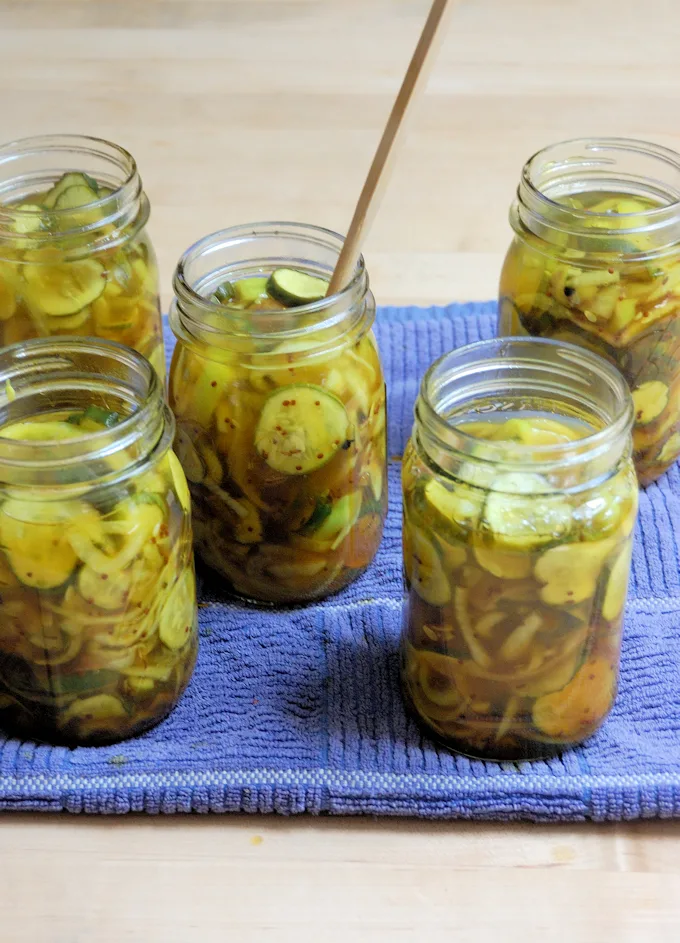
[1,1,679,939]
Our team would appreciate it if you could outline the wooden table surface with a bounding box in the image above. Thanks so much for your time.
[1,1,679,939]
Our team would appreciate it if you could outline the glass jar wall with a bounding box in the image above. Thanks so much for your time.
[169,222,387,605]
[401,338,638,760]
[498,137,680,485]
[0,134,165,379]
[0,338,196,745]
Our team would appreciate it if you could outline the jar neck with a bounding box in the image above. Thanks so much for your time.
[171,222,373,360]
[414,338,634,487]
[0,338,171,490]
[512,137,680,259]
[0,134,149,259]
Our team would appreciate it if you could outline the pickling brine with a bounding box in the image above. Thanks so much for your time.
[0,339,196,745]
[0,135,165,378]
[499,138,680,485]
[170,223,387,605]
[401,339,637,760]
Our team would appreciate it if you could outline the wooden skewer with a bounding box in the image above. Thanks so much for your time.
[327,0,456,296]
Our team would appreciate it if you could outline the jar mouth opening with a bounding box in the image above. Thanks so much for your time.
[0,134,145,250]
[0,337,167,483]
[417,337,634,472]
[172,222,368,344]
[518,137,680,241]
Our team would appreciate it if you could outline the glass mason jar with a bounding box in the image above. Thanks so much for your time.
[0,134,165,379]
[401,338,638,761]
[499,137,680,486]
[0,337,196,745]
[169,222,387,605]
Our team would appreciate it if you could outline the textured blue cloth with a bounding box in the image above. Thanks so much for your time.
[1,301,680,820]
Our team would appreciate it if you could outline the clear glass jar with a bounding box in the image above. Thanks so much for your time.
[401,338,638,761]
[169,222,387,605]
[0,337,196,745]
[498,137,680,485]
[0,134,165,379]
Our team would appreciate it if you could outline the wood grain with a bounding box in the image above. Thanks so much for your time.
[0,2,679,940]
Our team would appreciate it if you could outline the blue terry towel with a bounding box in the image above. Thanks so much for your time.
[1,301,679,820]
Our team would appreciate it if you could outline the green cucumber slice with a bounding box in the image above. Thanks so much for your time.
[255,384,350,475]
[267,268,328,306]
[54,184,100,211]
[42,172,100,210]
[24,258,107,316]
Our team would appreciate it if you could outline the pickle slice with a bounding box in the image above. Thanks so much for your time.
[532,656,615,740]
[267,268,328,306]
[407,527,451,606]
[0,498,96,589]
[473,543,532,580]
[255,384,350,475]
[166,451,191,513]
[42,172,100,209]
[12,204,44,235]
[60,693,126,730]
[77,565,131,610]
[24,258,107,316]
[632,380,669,425]
[602,543,633,622]
[484,473,572,550]
[1,419,85,441]
[534,539,614,606]
[158,568,196,650]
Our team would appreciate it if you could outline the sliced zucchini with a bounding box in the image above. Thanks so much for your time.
[13,204,44,235]
[657,432,680,465]
[158,568,196,650]
[267,268,328,306]
[42,172,100,210]
[301,495,333,533]
[174,352,236,428]
[312,491,362,549]
[473,543,531,580]
[424,477,486,533]
[532,656,615,740]
[1,419,85,441]
[255,384,350,475]
[70,498,163,575]
[0,498,97,589]
[233,276,269,306]
[415,649,463,708]
[77,565,131,610]
[484,472,572,550]
[602,543,633,622]
[24,258,107,316]
[405,526,451,606]
[54,184,102,227]
[59,693,126,731]
[67,405,120,430]
[534,538,614,606]
[165,450,191,513]
[211,281,235,304]
[632,380,669,425]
